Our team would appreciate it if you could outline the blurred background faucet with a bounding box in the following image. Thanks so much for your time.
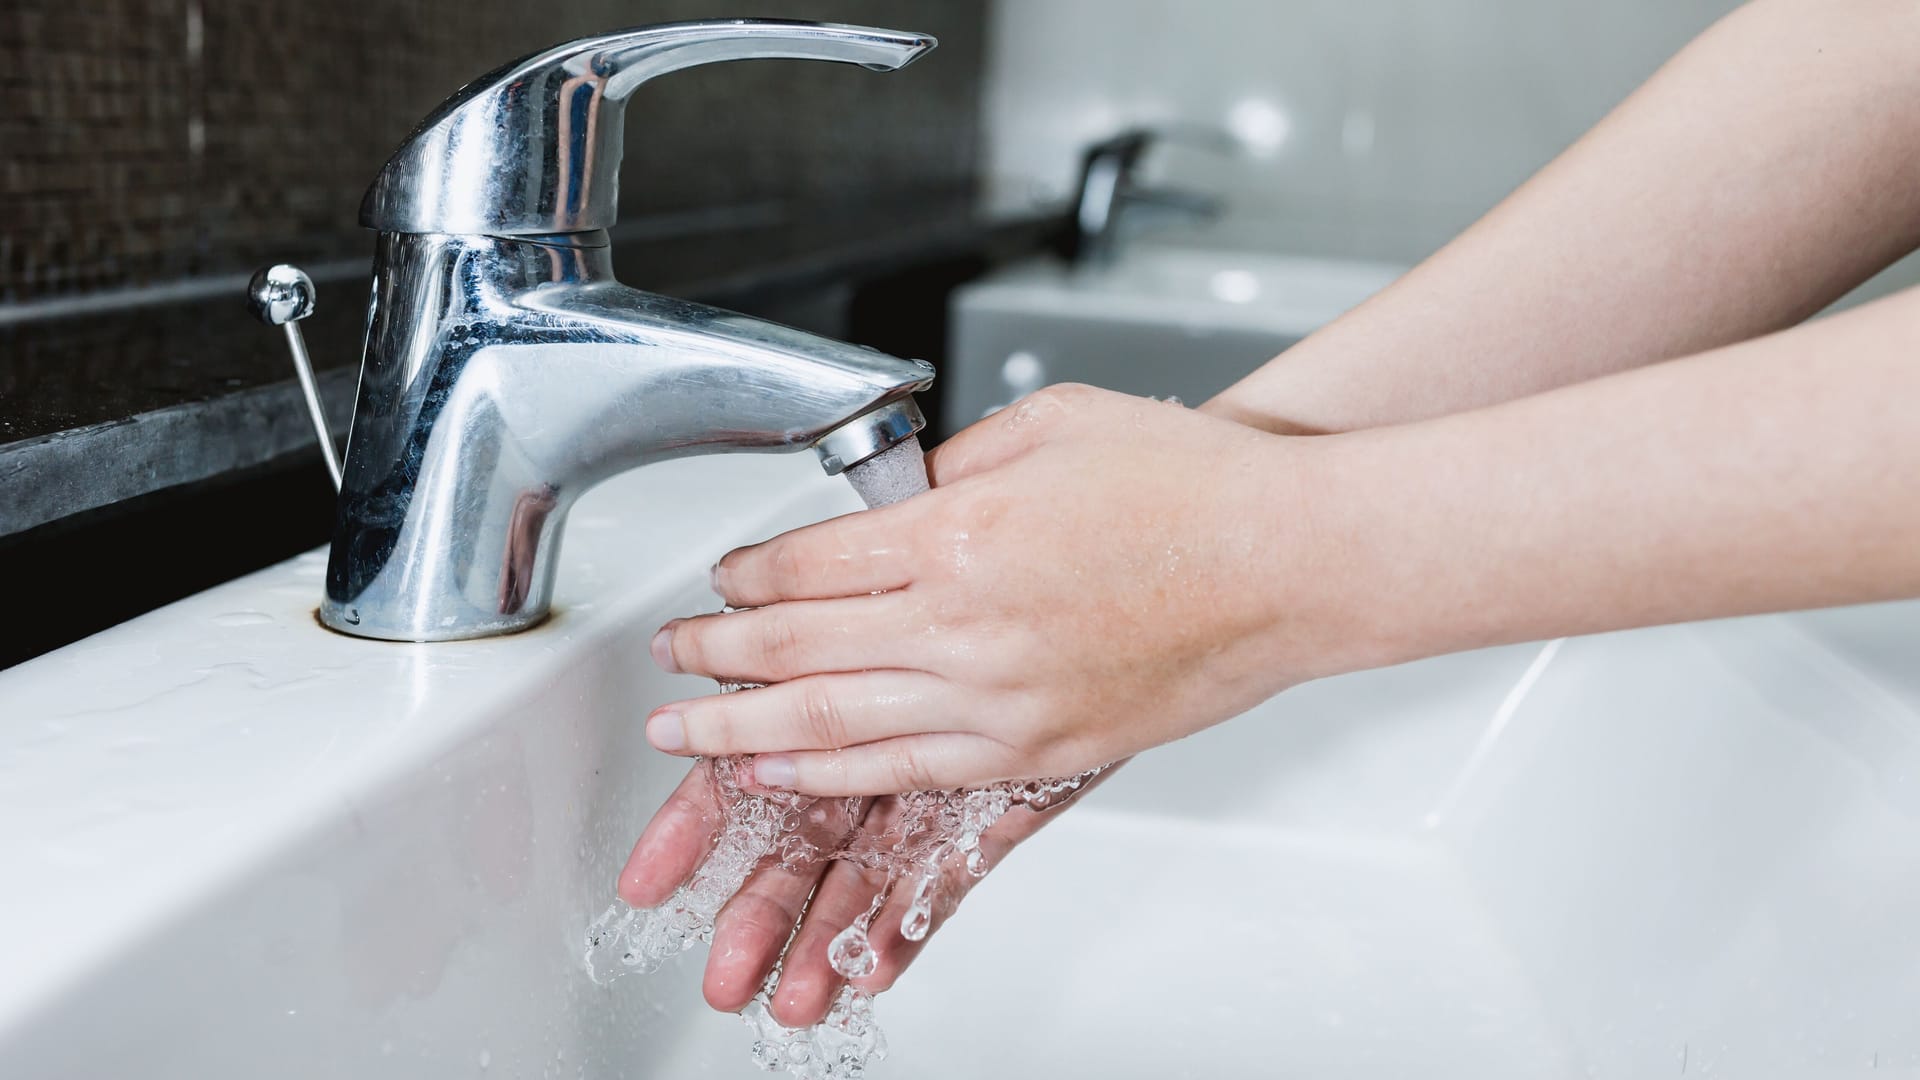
[1067,127,1235,266]
[253,21,938,642]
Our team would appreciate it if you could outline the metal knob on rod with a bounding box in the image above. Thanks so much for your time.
[247,264,342,491]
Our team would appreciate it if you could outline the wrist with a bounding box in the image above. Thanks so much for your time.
[1257,427,1473,682]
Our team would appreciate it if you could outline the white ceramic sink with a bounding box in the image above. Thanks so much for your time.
[4,451,1920,1078]
[944,244,1403,427]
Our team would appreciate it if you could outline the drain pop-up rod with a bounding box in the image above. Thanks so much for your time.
[247,263,342,491]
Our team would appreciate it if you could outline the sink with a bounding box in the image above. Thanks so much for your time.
[945,243,1403,427]
[5,450,1920,1077]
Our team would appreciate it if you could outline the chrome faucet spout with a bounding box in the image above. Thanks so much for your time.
[262,19,940,642]
[321,231,929,642]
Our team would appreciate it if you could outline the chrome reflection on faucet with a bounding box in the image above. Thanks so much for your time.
[250,21,937,642]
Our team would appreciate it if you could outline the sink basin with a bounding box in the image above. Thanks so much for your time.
[5,451,1919,1078]
[945,244,1403,427]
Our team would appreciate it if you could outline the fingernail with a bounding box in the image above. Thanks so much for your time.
[647,710,686,752]
[709,562,729,597]
[754,755,797,788]
[650,624,680,673]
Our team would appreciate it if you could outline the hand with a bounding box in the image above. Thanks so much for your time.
[642,385,1339,794]
[617,760,1110,1024]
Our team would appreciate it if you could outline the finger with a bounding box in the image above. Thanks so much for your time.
[923,383,1093,486]
[767,846,898,1025]
[710,506,920,609]
[768,859,894,1026]
[751,733,1021,797]
[852,766,1122,994]
[703,858,822,1012]
[851,883,946,994]
[617,764,724,907]
[654,594,916,684]
[647,671,955,757]
[852,801,1046,993]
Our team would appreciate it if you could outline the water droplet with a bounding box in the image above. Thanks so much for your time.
[900,904,932,942]
[827,922,877,979]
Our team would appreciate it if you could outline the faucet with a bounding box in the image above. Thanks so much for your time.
[248,21,938,642]
[1067,127,1233,266]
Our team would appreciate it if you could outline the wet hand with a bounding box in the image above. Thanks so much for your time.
[645,385,1330,794]
[617,761,1105,1025]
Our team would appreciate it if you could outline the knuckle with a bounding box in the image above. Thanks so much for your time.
[1027,382,1098,416]
[716,891,791,944]
[693,702,735,755]
[754,614,804,676]
[670,617,711,672]
[950,486,1012,539]
[768,541,808,597]
[796,682,849,748]
[883,746,938,792]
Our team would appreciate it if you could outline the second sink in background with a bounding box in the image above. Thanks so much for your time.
[945,243,1403,427]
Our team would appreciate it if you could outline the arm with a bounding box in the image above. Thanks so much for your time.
[1299,282,1920,674]
[1209,0,1920,436]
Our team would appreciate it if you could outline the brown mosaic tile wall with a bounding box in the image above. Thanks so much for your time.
[0,1,985,302]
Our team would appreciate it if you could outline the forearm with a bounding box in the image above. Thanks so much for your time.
[1293,285,1920,675]
[1209,0,1920,436]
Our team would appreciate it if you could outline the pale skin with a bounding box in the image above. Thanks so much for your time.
[619,0,1920,1026]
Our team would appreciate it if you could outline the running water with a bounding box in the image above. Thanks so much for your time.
[585,434,1108,1079]
[841,437,930,507]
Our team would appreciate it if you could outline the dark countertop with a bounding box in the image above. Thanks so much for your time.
[0,192,1059,538]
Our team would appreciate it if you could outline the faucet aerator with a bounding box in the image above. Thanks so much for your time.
[814,398,928,476]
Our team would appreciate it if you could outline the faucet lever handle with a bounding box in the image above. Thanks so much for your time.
[247,264,343,491]
[360,20,937,237]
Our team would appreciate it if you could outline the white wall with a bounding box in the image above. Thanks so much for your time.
[982,0,1737,263]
